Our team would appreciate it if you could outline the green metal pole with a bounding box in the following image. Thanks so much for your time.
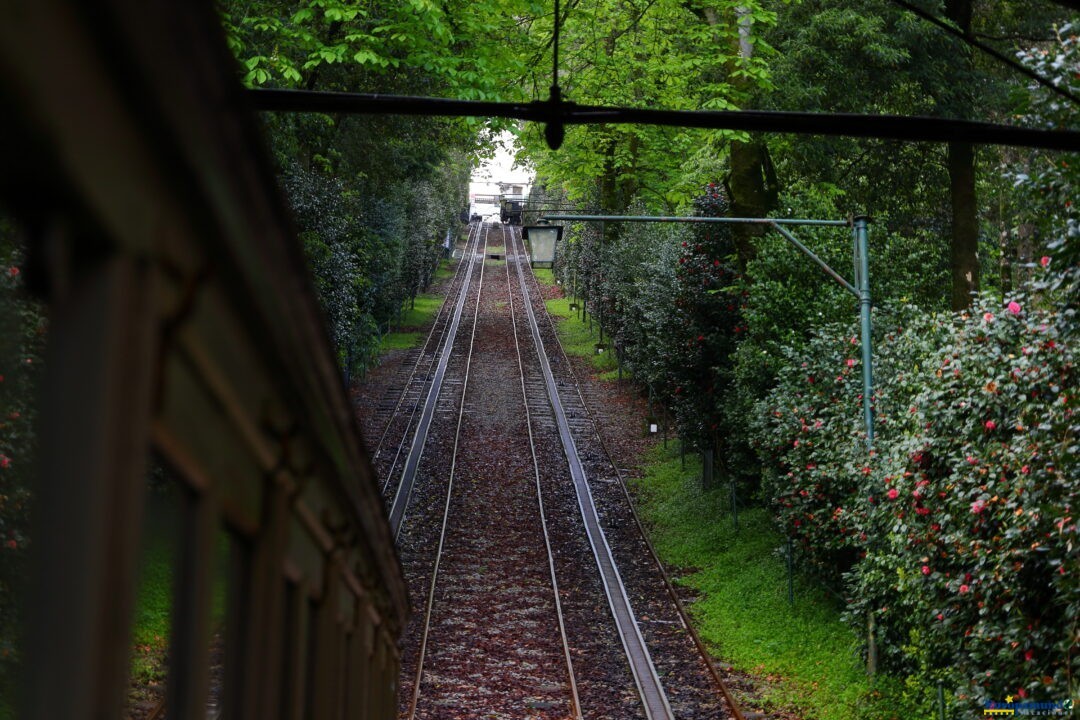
[854,215,874,448]
[544,214,848,227]
[598,221,605,346]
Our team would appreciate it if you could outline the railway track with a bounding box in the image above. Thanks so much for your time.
[396,222,582,720]
[372,219,485,507]
[381,221,741,719]
[509,225,744,720]
[383,221,486,535]
[506,226,674,720]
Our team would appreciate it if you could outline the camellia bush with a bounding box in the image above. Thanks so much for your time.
[552,184,748,479]
[853,291,1076,707]
[666,186,744,462]
[757,25,1079,709]
[754,318,882,586]
[756,280,1077,710]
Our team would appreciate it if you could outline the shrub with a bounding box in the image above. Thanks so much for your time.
[665,185,744,457]
[757,284,1077,711]
[849,292,1077,709]
[753,319,872,586]
[0,224,45,682]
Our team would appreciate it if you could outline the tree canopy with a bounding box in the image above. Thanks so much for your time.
[214,2,1079,713]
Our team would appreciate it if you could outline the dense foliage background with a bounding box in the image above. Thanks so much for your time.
[219,1,1077,711]
[535,10,1077,713]
[1,1,1074,716]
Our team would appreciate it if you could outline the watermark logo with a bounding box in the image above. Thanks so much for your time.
[983,697,1074,716]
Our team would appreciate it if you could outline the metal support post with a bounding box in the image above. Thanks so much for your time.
[786,538,794,606]
[854,215,874,448]
[729,478,739,531]
[598,221,604,345]
[867,613,879,676]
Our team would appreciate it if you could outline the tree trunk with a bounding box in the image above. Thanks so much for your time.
[945,0,979,311]
[728,139,776,269]
[722,7,778,270]
[702,446,715,491]
[948,140,979,310]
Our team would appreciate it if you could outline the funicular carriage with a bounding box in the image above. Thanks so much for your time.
[499,195,524,225]
[0,2,407,719]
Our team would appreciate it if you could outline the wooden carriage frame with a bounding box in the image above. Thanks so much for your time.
[0,2,407,718]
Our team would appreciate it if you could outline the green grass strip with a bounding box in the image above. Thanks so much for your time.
[543,297,619,375]
[380,293,445,354]
[631,444,930,720]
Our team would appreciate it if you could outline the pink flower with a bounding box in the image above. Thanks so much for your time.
[936,613,944,620]
[0,455,9,469]
[971,499,985,514]
[1021,465,1030,475]
[966,456,978,465]
[983,312,994,322]
[7,267,18,278]
[887,488,899,500]
[984,420,996,430]
[1024,649,1034,661]
[1040,256,1051,268]
[1007,301,1022,315]
[846,358,856,368]
[959,584,970,594]
[921,565,931,576]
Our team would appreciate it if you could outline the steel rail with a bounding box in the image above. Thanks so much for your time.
[373,220,481,462]
[404,224,489,720]
[376,220,483,490]
[509,227,675,720]
[501,223,584,720]
[248,88,1080,152]
[528,269,748,720]
[387,223,485,538]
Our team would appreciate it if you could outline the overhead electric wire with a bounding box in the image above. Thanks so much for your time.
[248,88,1080,151]
[887,0,1080,109]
